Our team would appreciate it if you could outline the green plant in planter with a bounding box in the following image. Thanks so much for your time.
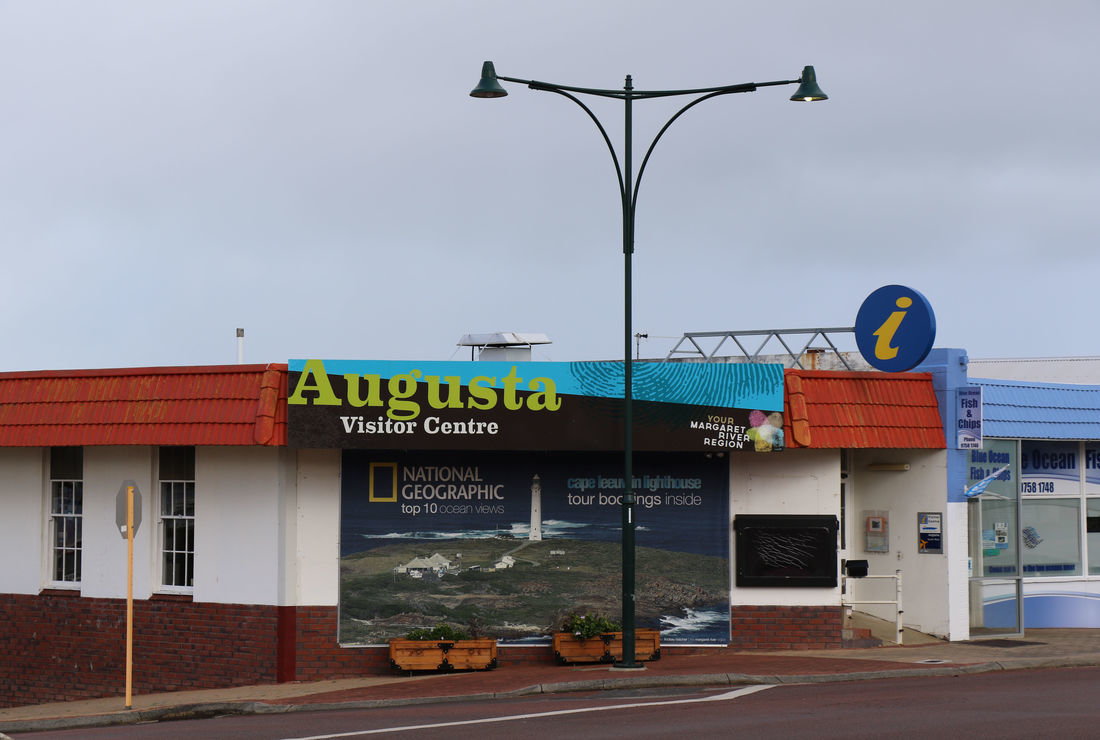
[391,622,496,672]
[404,623,470,641]
[561,612,622,640]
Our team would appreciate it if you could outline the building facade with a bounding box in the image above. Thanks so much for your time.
[1,358,951,707]
[964,374,1100,629]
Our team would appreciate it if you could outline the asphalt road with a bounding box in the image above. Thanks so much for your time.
[15,666,1100,739]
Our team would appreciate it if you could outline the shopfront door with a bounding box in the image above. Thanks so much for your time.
[967,439,1023,637]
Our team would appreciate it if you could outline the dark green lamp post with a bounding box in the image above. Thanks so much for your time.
[471,61,827,668]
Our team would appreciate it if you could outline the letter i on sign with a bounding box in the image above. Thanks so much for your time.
[873,297,912,360]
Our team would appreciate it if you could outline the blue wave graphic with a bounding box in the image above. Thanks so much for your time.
[983,591,1100,628]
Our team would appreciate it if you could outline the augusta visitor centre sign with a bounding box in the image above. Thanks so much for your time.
[286,358,785,646]
[287,358,786,452]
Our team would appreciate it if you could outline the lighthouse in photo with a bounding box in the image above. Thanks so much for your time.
[529,474,542,541]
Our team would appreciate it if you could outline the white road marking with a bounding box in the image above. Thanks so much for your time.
[283,685,775,739]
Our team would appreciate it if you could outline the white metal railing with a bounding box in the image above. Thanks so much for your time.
[842,569,903,645]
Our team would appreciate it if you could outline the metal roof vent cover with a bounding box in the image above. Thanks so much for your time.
[457,332,551,361]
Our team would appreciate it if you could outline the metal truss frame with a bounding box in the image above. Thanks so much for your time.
[666,327,857,370]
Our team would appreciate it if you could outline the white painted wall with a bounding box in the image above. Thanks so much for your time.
[946,500,970,640]
[0,444,342,608]
[848,448,951,637]
[729,449,841,607]
[196,446,286,605]
[295,448,341,606]
[0,448,46,594]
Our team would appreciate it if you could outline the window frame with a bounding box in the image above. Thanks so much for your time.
[1018,440,1099,581]
[157,447,196,592]
[1020,497,1082,576]
[1087,498,1100,576]
[47,447,84,588]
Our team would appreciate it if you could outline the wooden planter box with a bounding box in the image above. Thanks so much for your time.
[552,629,661,665]
[388,638,498,672]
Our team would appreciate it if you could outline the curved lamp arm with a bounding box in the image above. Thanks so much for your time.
[471,62,826,231]
[535,87,628,217]
[632,87,753,222]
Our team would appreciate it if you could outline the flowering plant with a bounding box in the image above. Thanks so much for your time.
[403,623,470,641]
[560,612,621,640]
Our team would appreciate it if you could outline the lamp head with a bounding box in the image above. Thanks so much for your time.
[470,61,508,98]
[790,65,827,102]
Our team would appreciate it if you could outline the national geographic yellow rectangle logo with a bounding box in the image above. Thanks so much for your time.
[369,462,398,502]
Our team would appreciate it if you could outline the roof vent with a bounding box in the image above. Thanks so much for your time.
[457,332,551,361]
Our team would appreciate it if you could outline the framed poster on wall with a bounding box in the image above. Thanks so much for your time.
[339,450,731,646]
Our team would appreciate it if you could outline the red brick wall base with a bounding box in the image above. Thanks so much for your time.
[727,605,844,650]
[1,596,844,708]
[0,592,279,709]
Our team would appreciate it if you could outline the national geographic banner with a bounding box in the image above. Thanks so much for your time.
[339,450,730,646]
[288,359,785,451]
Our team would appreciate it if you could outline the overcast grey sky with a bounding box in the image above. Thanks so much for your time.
[1,1,1097,371]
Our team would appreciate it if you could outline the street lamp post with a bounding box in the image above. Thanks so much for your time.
[471,62,827,668]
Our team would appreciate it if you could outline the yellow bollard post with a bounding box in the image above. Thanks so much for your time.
[126,485,134,709]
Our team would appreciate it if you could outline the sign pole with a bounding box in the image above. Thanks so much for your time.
[115,479,142,710]
[125,484,134,710]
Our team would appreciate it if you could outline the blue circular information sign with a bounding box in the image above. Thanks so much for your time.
[854,285,936,372]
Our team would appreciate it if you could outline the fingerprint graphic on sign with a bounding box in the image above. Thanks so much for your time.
[567,361,783,408]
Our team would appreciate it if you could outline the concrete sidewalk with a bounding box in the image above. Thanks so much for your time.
[4,629,1100,735]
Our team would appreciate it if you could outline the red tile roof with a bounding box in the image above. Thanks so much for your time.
[0,364,287,447]
[783,369,945,449]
